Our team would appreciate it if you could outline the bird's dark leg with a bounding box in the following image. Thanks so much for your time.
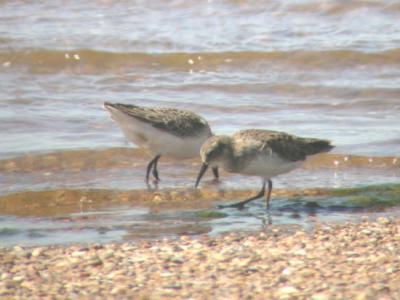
[152,155,161,182]
[212,166,219,182]
[219,179,267,209]
[146,155,161,185]
[265,179,273,209]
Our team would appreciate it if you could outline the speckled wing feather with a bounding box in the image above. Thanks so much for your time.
[107,103,210,138]
[234,129,333,162]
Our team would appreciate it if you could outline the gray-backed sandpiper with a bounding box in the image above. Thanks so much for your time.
[195,129,333,209]
[104,102,219,185]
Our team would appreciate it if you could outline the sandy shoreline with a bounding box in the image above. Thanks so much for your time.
[1,217,399,299]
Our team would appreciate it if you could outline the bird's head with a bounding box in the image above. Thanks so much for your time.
[195,135,232,188]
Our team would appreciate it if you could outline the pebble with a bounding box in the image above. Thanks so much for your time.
[277,286,299,295]
[100,250,114,260]
[0,219,399,299]
[31,248,43,257]
[311,292,331,300]
[12,276,24,283]
[110,286,127,295]
[377,217,390,225]
[71,251,85,258]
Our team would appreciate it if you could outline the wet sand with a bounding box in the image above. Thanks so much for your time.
[0,186,333,217]
[1,217,399,299]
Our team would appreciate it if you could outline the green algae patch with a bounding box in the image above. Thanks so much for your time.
[346,195,400,209]
[332,183,400,209]
[332,183,400,197]
[304,201,321,208]
[195,210,228,219]
[0,227,20,236]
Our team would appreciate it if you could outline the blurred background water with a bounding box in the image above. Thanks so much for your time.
[1,0,400,158]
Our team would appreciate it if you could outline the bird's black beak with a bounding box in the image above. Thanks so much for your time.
[195,163,209,188]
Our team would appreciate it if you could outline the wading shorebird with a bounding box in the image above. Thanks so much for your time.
[104,102,219,185]
[195,129,333,209]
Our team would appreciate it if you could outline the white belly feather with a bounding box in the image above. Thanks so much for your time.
[238,152,303,179]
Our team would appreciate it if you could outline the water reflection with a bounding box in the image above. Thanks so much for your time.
[1,187,400,247]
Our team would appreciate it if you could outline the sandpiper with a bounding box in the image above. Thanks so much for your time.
[195,129,333,209]
[104,102,219,185]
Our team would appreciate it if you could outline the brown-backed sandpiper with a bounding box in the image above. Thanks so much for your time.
[195,129,333,209]
[104,102,219,185]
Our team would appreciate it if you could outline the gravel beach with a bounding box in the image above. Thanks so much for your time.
[1,217,399,299]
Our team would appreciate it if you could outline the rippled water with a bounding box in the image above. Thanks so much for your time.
[2,0,400,157]
[1,0,400,246]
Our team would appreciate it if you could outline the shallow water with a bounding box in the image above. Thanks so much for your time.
[1,183,400,247]
[1,0,400,246]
